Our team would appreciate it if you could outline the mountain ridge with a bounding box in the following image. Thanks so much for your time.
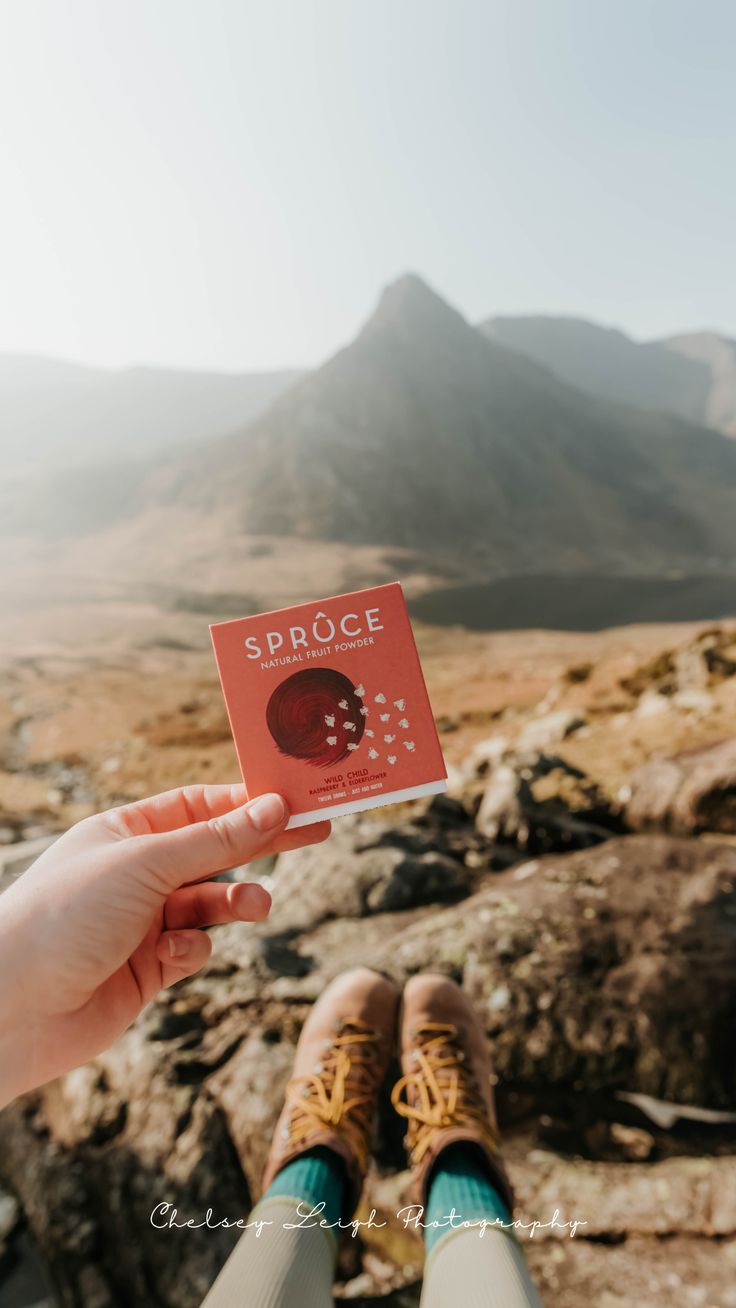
[0,354,301,468]
[167,274,736,576]
[4,276,736,592]
[482,314,736,436]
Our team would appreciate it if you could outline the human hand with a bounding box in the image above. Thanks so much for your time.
[0,785,329,1105]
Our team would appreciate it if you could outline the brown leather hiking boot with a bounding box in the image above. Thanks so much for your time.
[262,967,400,1214]
[391,973,514,1211]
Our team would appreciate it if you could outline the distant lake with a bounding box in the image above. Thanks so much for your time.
[408,575,736,632]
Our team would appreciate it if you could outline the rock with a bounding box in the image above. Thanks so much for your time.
[434,713,459,733]
[608,1123,656,1161]
[620,626,736,701]
[22,823,60,841]
[475,763,522,840]
[673,645,709,693]
[465,733,509,778]
[528,1235,736,1308]
[510,1150,736,1238]
[419,791,468,828]
[635,690,670,719]
[367,851,473,912]
[518,709,586,753]
[443,761,466,794]
[344,1148,736,1302]
[625,739,736,834]
[702,630,736,680]
[367,836,736,1108]
[267,818,476,935]
[672,689,714,714]
[475,752,623,853]
[0,1031,253,1308]
[0,1183,20,1257]
[563,662,593,685]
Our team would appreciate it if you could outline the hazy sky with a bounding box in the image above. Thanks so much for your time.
[0,0,734,372]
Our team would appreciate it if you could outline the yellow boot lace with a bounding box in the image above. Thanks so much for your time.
[283,1017,382,1174]
[391,1021,499,1165]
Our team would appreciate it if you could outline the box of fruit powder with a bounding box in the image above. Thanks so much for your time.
[210,582,448,828]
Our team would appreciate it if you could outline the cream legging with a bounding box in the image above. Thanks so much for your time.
[201,1197,544,1308]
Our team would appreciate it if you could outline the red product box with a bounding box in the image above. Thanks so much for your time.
[210,582,447,828]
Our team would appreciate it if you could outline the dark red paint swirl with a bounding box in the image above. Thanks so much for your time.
[266,668,365,767]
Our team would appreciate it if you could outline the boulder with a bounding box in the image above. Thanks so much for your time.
[475,751,624,853]
[625,739,736,835]
[366,835,736,1109]
[0,1184,19,1260]
[266,817,477,934]
[517,709,586,753]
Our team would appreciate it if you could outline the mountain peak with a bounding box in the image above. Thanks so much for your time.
[361,273,468,340]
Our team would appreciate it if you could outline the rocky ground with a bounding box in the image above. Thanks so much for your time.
[0,618,735,1306]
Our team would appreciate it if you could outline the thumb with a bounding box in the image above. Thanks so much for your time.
[157,928,213,987]
[141,793,288,888]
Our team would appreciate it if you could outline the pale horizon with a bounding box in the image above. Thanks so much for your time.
[1,0,734,373]
[0,272,733,378]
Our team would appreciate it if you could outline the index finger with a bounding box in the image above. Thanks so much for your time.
[107,783,248,837]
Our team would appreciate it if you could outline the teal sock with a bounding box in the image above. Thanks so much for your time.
[424,1144,512,1255]
[261,1146,346,1229]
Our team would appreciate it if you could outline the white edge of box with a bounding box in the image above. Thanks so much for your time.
[284,779,448,829]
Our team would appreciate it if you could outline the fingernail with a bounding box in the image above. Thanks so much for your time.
[168,933,191,959]
[246,793,286,833]
[234,883,272,920]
